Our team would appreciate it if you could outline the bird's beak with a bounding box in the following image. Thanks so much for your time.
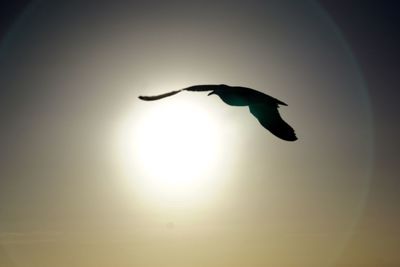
[207,91,215,96]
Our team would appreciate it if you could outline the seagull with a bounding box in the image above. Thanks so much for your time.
[139,84,297,141]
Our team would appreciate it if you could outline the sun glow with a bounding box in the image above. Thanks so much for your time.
[117,98,229,205]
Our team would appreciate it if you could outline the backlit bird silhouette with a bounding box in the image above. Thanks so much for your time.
[139,84,297,141]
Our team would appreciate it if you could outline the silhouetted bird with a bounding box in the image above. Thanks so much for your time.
[139,84,297,141]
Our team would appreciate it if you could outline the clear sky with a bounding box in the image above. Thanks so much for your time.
[0,1,398,267]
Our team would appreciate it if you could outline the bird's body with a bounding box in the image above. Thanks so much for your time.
[139,84,297,141]
[208,84,287,107]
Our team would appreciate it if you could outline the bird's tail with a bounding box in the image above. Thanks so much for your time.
[138,90,183,101]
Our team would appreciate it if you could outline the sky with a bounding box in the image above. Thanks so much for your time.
[317,1,400,266]
[0,1,399,267]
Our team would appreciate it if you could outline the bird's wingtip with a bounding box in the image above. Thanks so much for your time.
[138,95,156,101]
[286,133,298,141]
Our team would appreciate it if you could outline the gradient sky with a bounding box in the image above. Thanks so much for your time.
[0,1,399,267]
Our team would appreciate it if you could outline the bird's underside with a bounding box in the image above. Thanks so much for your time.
[139,84,297,141]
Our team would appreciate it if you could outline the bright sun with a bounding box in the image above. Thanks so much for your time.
[116,98,228,205]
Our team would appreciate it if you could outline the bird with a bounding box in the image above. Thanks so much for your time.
[139,84,297,141]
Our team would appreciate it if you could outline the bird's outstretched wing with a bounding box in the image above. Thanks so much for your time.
[138,90,183,101]
[249,104,297,141]
[138,85,218,101]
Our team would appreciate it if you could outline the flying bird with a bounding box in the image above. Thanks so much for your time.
[139,84,297,141]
